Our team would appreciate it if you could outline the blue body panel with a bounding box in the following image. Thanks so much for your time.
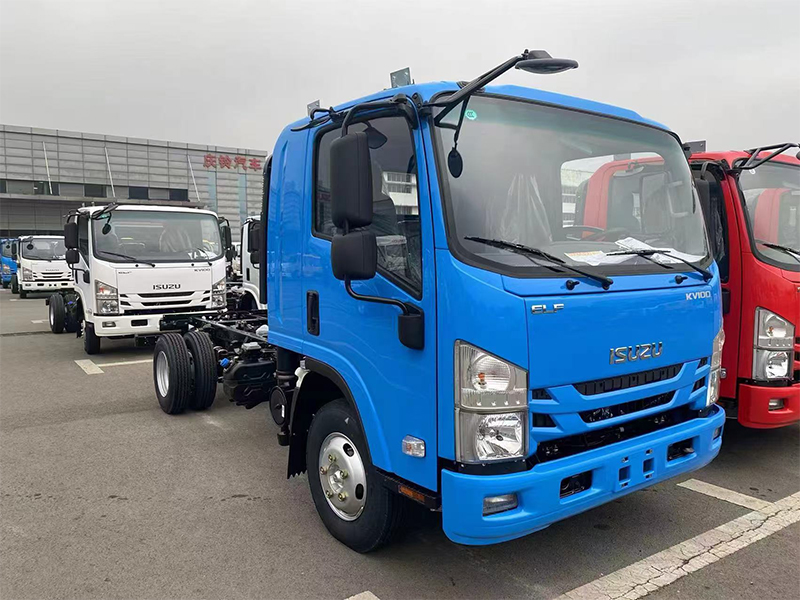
[1,239,17,284]
[267,80,722,545]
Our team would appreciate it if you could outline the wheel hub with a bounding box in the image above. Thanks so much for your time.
[156,351,170,397]
[318,433,367,521]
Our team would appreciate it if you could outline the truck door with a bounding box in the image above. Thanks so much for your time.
[304,114,439,491]
[694,164,742,400]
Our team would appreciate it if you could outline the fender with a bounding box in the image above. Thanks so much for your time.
[287,357,389,478]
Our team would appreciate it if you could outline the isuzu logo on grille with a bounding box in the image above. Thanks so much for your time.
[610,342,663,364]
[153,283,181,290]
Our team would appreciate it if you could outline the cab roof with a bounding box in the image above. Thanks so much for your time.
[286,81,670,133]
[77,204,218,217]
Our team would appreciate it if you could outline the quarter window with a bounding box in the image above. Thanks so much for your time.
[314,116,422,294]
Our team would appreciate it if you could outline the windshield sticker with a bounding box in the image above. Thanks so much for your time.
[465,109,477,121]
[614,237,704,264]
[563,250,630,266]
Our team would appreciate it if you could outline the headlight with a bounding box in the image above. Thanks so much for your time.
[22,267,33,281]
[752,308,794,381]
[455,341,528,463]
[212,277,226,307]
[706,328,725,407]
[95,280,119,315]
[755,308,794,350]
[753,350,791,381]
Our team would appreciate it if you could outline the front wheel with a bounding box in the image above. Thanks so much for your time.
[1,280,8,289]
[10,275,18,294]
[153,333,192,415]
[83,322,101,354]
[307,400,405,553]
[19,289,27,299]
[49,294,65,333]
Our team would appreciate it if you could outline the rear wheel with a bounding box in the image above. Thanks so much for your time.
[49,294,65,333]
[10,275,18,294]
[184,330,217,410]
[154,333,192,415]
[307,400,404,552]
[83,322,101,354]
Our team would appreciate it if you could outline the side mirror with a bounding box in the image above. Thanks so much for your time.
[11,244,17,260]
[249,250,260,268]
[220,222,234,261]
[330,132,374,229]
[331,230,377,281]
[64,221,79,249]
[247,221,261,252]
[66,248,80,265]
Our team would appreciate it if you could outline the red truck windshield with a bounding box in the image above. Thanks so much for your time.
[739,162,800,270]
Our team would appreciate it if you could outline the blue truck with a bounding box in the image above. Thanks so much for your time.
[152,50,726,551]
[1,238,19,290]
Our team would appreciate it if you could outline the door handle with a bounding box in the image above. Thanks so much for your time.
[307,290,320,336]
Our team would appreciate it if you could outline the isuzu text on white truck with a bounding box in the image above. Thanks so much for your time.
[50,204,233,354]
[11,236,73,298]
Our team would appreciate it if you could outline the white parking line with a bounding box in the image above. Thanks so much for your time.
[98,358,153,368]
[31,319,46,324]
[678,478,773,511]
[557,488,800,600]
[345,593,380,600]
[74,359,104,375]
[74,358,152,374]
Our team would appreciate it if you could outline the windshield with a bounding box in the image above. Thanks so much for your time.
[738,162,800,269]
[92,210,223,263]
[21,237,66,261]
[434,95,709,277]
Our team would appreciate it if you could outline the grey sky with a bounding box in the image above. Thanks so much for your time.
[1,0,798,153]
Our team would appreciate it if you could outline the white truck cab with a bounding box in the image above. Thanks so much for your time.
[231,216,265,310]
[13,235,73,298]
[55,204,232,354]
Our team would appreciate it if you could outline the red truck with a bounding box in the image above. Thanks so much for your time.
[690,144,799,428]
[568,143,799,428]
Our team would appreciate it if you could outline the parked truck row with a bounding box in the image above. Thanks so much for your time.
[4,50,797,553]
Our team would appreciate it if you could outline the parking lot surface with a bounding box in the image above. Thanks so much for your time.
[1,287,798,600]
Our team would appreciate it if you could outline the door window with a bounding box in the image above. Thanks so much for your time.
[314,116,422,295]
[78,215,89,258]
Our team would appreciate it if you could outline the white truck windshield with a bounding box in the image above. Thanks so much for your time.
[435,95,710,277]
[21,237,67,261]
[92,210,223,263]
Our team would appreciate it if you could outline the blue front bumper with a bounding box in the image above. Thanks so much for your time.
[441,404,724,545]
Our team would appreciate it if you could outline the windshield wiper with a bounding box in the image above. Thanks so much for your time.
[756,239,800,263]
[193,247,213,266]
[465,236,614,289]
[605,249,712,281]
[97,250,156,267]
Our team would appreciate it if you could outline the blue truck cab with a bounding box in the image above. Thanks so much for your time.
[1,238,19,290]
[156,51,725,552]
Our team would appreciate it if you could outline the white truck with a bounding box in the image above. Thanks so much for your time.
[11,235,73,298]
[229,216,265,310]
[50,204,233,354]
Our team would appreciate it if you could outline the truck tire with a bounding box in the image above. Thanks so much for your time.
[10,275,18,294]
[307,400,405,553]
[49,294,66,333]
[2,280,8,289]
[154,333,192,415]
[19,289,27,299]
[184,330,217,411]
[83,322,101,355]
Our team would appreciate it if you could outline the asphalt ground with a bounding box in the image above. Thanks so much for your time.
[0,286,798,600]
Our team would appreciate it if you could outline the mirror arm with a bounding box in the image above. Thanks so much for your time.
[344,279,411,315]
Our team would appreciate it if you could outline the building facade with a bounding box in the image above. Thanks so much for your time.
[0,124,268,240]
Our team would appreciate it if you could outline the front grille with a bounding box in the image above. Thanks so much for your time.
[579,392,674,423]
[574,364,682,396]
[136,290,194,298]
[531,406,698,465]
[121,306,213,316]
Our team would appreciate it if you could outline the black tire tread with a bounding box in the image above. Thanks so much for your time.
[83,323,101,354]
[49,294,65,333]
[153,333,192,415]
[184,330,217,410]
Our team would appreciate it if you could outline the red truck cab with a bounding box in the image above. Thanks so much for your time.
[690,145,799,427]
[571,145,799,428]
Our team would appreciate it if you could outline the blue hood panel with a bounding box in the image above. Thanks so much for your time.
[525,284,720,388]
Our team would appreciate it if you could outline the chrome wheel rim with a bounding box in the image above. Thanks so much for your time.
[156,351,170,397]
[318,432,367,521]
[49,305,54,326]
